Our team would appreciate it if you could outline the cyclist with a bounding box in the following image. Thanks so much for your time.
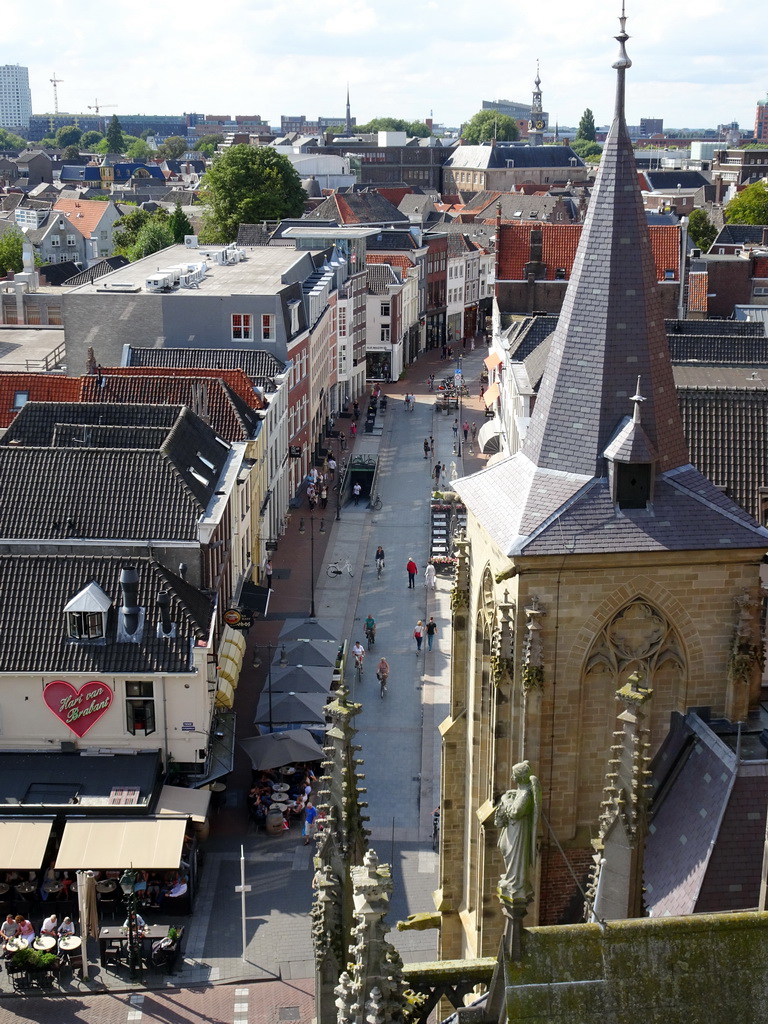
[376,657,390,696]
[375,546,385,574]
[352,640,365,674]
[364,614,376,647]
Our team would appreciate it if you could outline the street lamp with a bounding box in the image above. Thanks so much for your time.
[252,642,289,731]
[298,516,325,619]
[119,867,141,980]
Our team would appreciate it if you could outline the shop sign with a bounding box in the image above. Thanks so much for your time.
[43,679,114,737]
[181,722,195,732]
[223,607,254,630]
[289,445,302,458]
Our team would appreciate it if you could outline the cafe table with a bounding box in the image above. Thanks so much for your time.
[96,879,117,893]
[98,924,167,967]
[5,937,28,953]
[270,793,289,804]
[58,935,81,953]
[272,782,290,793]
[15,883,36,896]
[279,764,297,775]
[0,882,9,897]
[33,935,56,951]
[42,880,64,895]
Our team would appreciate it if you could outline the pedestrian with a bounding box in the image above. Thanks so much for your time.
[480,385,485,401]
[264,558,273,590]
[471,422,477,442]
[424,562,437,590]
[353,400,360,420]
[320,485,328,509]
[375,545,385,573]
[339,430,347,451]
[452,419,459,439]
[423,438,430,459]
[463,420,469,441]
[426,616,438,651]
[303,801,318,845]
[307,483,316,506]
[441,343,447,360]
[434,462,442,485]
[308,494,316,512]
[414,620,424,654]
[470,336,476,351]
[430,436,435,457]
[328,456,336,479]
[462,336,467,350]
[353,482,362,505]
[406,557,418,589]
[351,421,357,437]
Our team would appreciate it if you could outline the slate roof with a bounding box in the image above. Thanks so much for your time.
[306,192,408,226]
[236,223,273,246]
[124,347,285,388]
[496,222,680,281]
[58,256,130,288]
[642,170,711,191]
[0,405,231,541]
[1,401,180,446]
[456,30,768,557]
[444,145,585,171]
[0,555,212,674]
[712,224,768,246]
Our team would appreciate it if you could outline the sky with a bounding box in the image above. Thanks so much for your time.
[5,0,766,133]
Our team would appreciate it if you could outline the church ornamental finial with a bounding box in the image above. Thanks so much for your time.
[630,375,646,423]
[613,3,632,70]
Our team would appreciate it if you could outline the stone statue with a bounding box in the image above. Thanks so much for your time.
[494,760,541,903]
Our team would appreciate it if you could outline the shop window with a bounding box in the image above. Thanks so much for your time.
[126,681,156,735]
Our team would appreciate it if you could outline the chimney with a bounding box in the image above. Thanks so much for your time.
[120,566,140,636]
[762,227,768,246]
[157,589,175,637]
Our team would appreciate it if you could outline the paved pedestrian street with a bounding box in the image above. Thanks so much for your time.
[0,346,491,1021]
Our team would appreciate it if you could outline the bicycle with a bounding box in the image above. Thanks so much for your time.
[431,809,440,852]
[327,557,354,578]
[378,670,388,699]
[370,494,382,511]
[365,625,376,650]
[355,653,364,685]
[376,558,385,579]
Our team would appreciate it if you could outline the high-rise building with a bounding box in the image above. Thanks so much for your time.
[0,64,32,132]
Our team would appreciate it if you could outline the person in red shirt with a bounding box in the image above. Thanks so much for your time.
[406,558,418,589]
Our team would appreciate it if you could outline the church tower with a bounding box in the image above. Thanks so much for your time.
[437,8,768,962]
[527,63,545,146]
[345,84,353,137]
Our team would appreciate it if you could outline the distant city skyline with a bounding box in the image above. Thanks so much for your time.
[6,1,765,134]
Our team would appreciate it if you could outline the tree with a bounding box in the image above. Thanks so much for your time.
[576,108,596,142]
[355,117,431,138]
[132,218,174,259]
[461,110,519,145]
[570,138,603,161]
[156,136,187,160]
[126,138,153,162]
[0,228,26,275]
[687,208,717,252]
[80,130,103,149]
[0,128,28,152]
[62,144,82,161]
[168,200,193,243]
[200,145,306,243]
[106,115,125,154]
[725,181,768,225]
[55,125,82,149]
[194,134,223,155]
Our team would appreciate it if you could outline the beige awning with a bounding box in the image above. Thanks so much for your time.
[217,628,245,692]
[221,626,246,654]
[483,382,500,407]
[0,818,54,869]
[55,817,187,870]
[215,679,235,708]
[155,785,211,824]
[484,351,502,370]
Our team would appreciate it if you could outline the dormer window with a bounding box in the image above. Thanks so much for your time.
[64,581,112,641]
[616,463,652,509]
[603,378,658,512]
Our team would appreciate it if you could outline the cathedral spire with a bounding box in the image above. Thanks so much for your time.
[528,61,544,147]
[519,8,690,477]
[345,83,352,136]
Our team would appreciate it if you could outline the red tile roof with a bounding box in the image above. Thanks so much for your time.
[687,271,708,314]
[52,198,111,240]
[89,366,264,409]
[365,253,416,273]
[497,223,680,282]
[0,373,80,428]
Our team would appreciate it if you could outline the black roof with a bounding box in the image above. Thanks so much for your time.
[0,406,230,540]
[0,554,212,674]
[2,402,180,447]
[125,347,285,387]
[643,170,710,190]
[713,224,768,245]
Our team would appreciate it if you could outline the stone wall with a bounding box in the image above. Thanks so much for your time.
[506,913,768,1023]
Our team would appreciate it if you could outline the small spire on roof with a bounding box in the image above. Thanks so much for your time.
[630,375,645,422]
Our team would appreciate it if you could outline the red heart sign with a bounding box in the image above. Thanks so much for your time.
[43,680,114,737]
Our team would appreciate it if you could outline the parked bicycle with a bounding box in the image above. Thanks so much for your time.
[327,557,354,578]
[370,493,383,511]
[431,808,440,852]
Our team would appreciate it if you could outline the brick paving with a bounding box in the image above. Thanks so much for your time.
[0,344,492,1020]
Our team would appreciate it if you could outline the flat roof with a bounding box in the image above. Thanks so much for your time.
[673,365,768,388]
[68,243,324,297]
[0,328,64,371]
[282,226,381,239]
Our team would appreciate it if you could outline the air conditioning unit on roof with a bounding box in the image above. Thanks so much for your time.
[184,234,199,248]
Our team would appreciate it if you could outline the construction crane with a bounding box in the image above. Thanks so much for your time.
[88,99,117,115]
[50,73,63,115]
